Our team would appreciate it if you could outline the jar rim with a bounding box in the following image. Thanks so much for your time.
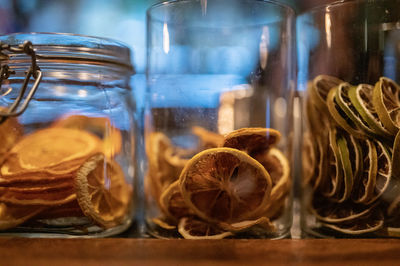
[0,32,135,73]
[300,0,400,15]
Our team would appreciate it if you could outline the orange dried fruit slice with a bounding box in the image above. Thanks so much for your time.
[179,147,272,224]
[52,114,122,158]
[222,128,281,155]
[75,153,132,228]
[1,128,101,175]
[192,126,224,149]
[159,181,193,222]
[178,216,232,239]
[151,217,176,230]
[218,216,274,232]
[35,200,84,220]
[0,202,45,230]
[0,108,23,164]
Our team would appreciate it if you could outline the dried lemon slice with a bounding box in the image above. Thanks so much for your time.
[52,114,122,158]
[179,147,272,224]
[192,126,224,149]
[223,128,281,155]
[178,216,232,239]
[75,153,132,228]
[2,128,101,175]
[0,203,45,230]
[373,77,400,135]
[159,181,193,222]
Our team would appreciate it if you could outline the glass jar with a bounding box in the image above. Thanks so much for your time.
[298,0,400,237]
[0,33,135,237]
[145,0,295,239]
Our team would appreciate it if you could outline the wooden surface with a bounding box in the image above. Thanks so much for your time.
[1,238,400,265]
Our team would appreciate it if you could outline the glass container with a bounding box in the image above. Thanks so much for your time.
[298,0,400,238]
[145,0,295,239]
[0,33,136,237]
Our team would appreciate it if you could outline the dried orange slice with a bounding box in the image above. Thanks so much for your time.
[179,147,272,224]
[0,202,45,230]
[159,181,193,222]
[178,216,232,239]
[1,128,101,175]
[0,108,23,163]
[151,217,176,230]
[52,114,122,158]
[218,216,274,232]
[192,126,224,149]
[223,128,281,155]
[75,153,132,228]
[35,200,84,220]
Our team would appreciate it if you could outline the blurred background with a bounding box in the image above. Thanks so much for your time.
[0,0,334,74]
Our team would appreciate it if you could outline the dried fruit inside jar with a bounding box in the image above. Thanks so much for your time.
[303,75,400,237]
[146,127,291,239]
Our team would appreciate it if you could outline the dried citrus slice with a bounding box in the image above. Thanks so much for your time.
[311,196,372,224]
[309,75,343,115]
[306,136,328,191]
[222,128,281,155]
[178,216,232,239]
[253,148,290,205]
[192,126,224,149]
[159,181,193,222]
[52,114,122,158]
[326,86,365,139]
[179,147,272,224]
[302,132,316,187]
[151,217,176,230]
[352,139,378,204]
[35,200,84,220]
[320,127,343,199]
[335,133,354,202]
[75,153,132,228]
[2,128,101,175]
[0,203,45,230]
[373,77,400,135]
[0,108,23,163]
[348,84,392,140]
[321,210,384,235]
[218,216,275,232]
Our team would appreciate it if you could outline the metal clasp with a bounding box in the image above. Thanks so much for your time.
[0,41,42,124]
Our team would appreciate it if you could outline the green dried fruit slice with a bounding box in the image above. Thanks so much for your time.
[335,134,355,202]
[326,87,365,139]
[303,135,327,191]
[309,75,343,115]
[321,210,384,235]
[348,84,393,140]
[373,77,400,135]
[352,139,378,204]
[320,127,343,198]
[311,196,372,224]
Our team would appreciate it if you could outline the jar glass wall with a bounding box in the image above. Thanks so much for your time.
[298,0,400,237]
[0,33,136,237]
[145,0,295,239]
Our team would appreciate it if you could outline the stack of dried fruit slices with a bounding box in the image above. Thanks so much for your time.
[146,127,291,239]
[0,114,132,235]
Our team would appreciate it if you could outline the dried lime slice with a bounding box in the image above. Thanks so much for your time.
[309,75,343,114]
[352,139,378,204]
[326,87,365,139]
[311,196,372,224]
[348,84,392,140]
[321,210,384,235]
[373,77,400,135]
[320,127,343,198]
[363,140,392,205]
[335,83,376,138]
[335,134,355,202]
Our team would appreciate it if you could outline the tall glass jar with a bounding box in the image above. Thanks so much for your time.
[0,33,135,237]
[298,0,400,237]
[145,0,295,239]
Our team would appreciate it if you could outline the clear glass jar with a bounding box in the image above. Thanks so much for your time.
[145,0,295,239]
[298,0,400,238]
[0,33,135,237]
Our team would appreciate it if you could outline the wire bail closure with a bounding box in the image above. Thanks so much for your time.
[0,41,42,124]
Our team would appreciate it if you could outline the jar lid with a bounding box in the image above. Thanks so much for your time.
[0,32,135,73]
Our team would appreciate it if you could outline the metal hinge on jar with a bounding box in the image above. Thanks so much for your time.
[0,41,42,124]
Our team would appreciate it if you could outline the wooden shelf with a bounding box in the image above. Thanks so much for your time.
[1,238,400,265]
